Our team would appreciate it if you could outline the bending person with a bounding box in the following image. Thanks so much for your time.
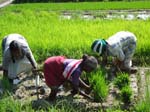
[43,54,98,101]
[2,33,37,83]
[91,31,137,73]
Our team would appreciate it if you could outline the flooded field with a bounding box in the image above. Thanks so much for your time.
[60,9,150,20]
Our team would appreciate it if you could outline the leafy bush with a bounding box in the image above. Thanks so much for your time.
[120,86,132,104]
[114,73,130,89]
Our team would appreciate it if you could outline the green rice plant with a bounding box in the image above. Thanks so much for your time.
[0,96,34,112]
[120,85,132,104]
[0,8,150,65]
[105,109,127,112]
[0,95,89,112]
[1,77,12,91]
[114,73,130,89]
[134,71,150,112]
[89,68,108,102]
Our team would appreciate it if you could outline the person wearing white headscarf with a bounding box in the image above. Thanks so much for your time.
[2,33,37,83]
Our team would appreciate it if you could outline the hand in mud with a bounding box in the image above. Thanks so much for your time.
[113,59,122,67]
[79,90,94,100]
[84,86,92,94]
[32,68,38,75]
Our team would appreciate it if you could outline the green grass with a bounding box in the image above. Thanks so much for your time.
[2,1,150,11]
[0,9,150,64]
[0,2,150,112]
[134,71,150,112]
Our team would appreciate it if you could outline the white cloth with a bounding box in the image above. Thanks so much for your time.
[106,31,137,68]
[8,57,32,79]
[2,34,37,79]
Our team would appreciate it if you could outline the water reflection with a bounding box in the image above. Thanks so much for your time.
[60,10,150,20]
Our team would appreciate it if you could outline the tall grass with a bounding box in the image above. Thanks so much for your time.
[0,9,150,64]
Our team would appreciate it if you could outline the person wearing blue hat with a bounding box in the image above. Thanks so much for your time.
[91,31,137,73]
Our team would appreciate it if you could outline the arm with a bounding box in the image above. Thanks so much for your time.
[79,77,90,89]
[71,83,93,100]
[101,54,107,67]
[114,49,125,67]
[26,52,36,69]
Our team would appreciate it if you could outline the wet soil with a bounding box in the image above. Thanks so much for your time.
[0,67,149,111]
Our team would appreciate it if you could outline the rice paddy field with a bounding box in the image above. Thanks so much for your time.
[0,2,150,64]
[0,1,150,112]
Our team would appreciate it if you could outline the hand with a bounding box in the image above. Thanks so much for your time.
[79,90,94,100]
[32,68,38,75]
[71,89,78,95]
[84,86,92,94]
[113,59,122,67]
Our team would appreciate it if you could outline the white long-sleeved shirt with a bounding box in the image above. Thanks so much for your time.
[106,31,137,61]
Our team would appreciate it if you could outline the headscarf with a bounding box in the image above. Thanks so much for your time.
[91,39,107,55]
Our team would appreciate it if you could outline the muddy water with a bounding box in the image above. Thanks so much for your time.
[60,10,150,20]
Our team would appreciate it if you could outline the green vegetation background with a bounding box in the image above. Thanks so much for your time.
[0,2,150,65]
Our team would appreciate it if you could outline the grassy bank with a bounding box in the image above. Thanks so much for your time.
[2,1,150,11]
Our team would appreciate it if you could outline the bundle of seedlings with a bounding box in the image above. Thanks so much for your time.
[114,72,132,105]
[88,68,108,102]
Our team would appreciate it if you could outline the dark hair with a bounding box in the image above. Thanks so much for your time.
[81,54,98,71]
[9,40,22,63]
[82,54,89,61]
[9,40,21,51]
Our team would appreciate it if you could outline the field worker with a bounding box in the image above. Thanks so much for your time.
[43,54,98,101]
[2,33,37,84]
[91,31,137,74]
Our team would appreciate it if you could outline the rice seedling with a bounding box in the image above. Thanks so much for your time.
[89,68,108,102]
[120,85,132,104]
[0,2,150,112]
[114,73,130,89]
[134,71,150,112]
[0,10,150,65]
